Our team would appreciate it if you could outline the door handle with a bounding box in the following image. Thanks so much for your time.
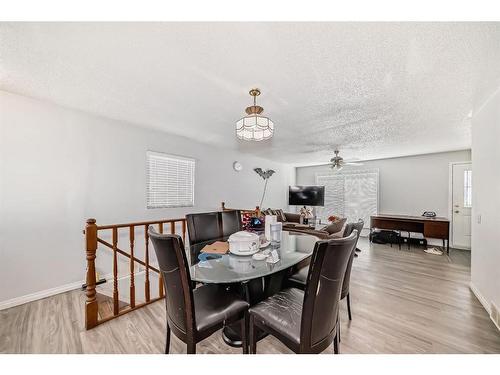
[454,210,460,213]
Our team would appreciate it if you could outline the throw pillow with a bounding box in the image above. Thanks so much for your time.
[275,209,288,222]
[324,217,347,234]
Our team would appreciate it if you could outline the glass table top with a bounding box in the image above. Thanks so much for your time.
[189,231,319,284]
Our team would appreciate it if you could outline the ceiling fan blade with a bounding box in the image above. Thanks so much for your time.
[344,162,364,166]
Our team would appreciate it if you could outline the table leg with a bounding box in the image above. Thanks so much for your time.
[222,278,267,348]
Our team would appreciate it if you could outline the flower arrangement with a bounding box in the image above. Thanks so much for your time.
[328,215,340,223]
[299,206,313,218]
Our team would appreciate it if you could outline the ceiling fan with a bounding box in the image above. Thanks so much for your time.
[330,150,363,171]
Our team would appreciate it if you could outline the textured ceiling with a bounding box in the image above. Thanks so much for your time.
[1,22,500,165]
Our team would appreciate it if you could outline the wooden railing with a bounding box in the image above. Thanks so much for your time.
[221,201,258,215]
[84,217,186,330]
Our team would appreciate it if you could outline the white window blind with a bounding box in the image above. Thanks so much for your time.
[147,151,195,209]
[316,170,379,228]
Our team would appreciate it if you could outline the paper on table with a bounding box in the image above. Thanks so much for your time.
[200,241,229,254]
[266,249,280,264]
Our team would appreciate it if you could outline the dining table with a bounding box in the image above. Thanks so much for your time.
[189,230,319,347]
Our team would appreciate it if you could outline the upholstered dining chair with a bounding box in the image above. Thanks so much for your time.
[221,210,242,237]
[186,211,242,264]
[287,219,364,321]
[186,212,222,264]
[248,232,358,354]
[186,212,222,246]
[148,227,250,354]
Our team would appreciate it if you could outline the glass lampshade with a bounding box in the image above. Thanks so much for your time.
[236,114,274,141]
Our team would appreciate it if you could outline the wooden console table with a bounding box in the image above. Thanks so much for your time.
[370,214,450,254]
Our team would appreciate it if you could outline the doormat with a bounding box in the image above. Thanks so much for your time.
[424,247,443,255]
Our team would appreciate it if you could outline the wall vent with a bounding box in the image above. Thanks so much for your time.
[491,303,500,331]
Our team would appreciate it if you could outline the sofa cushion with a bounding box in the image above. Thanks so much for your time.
[284,212,301,223]
[324,217,347,234]
[286,228,330,239]
[275,209,287,222]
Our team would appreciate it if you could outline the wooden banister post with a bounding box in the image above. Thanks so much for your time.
[85,218,99,329]
[112,227,119,316]
[157,223,164,298]
[144,224,151,303]
[182,220,186,242]
[221,201,226,211]
[129,225,136,308]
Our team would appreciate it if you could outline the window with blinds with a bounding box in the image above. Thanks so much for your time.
[146,151,195,209]
[316,170,379,229]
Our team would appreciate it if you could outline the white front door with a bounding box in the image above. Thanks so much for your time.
[451,162,472,249]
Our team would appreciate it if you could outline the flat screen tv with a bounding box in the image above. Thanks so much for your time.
[289,185,325,206]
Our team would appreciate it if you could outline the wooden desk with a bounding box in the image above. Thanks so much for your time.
[370,214,450,254]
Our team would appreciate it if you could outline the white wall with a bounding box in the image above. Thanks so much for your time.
[296,150,471,220]
[470,87,500,317]
[0,91,293,305]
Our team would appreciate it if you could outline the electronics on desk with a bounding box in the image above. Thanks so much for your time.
[422,211,436,218]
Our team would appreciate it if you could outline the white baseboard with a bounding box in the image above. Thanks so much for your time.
[494,316,500,332]
[470,282,491,314]
[0,269,156,311]
[0,280,84,311]
[469,282,500,332]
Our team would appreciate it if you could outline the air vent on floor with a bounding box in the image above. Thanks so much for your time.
[491,303,500,331]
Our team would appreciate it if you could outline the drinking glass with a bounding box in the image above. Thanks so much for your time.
[270,223,282,244]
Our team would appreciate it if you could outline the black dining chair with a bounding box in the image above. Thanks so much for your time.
[186,211,222,246]
[221,210,242,237]
[248,232,358,354]
[186,211,243,264]
[186,212,222,264]
[148,227,249,354]
[287,219,364,321]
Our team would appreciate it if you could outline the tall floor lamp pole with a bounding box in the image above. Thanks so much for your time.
[254,168,275,209]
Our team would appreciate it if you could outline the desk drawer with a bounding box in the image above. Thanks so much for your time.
[424,222,449,239]
[371,218,423,233]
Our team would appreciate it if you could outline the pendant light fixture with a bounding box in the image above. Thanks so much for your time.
[236,88,274,141]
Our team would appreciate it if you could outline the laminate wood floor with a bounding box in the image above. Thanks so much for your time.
[2,239,500,354]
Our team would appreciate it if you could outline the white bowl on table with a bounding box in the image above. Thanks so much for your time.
[228,231,261,256]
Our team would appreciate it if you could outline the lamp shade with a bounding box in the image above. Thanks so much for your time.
[236,115,274,141]
[236,88,274,141]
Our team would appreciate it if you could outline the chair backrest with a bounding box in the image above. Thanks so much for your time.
[300,231,358,352]
[186,212,222,246]
[221,210,242,237]
[148,227,195,338]
[343,219,364,238]
[341,219,364,297]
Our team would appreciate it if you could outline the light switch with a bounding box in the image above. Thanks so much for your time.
[477,214,482,224]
